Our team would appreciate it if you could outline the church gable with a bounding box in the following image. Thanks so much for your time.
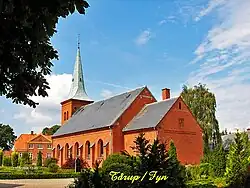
[28,135,51,143]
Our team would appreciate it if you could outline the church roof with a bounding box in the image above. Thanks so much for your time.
[123,97,179,132]
[67,41,92,101]
[53,86,146,137]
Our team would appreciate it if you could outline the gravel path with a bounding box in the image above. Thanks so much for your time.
[0,178,74,188]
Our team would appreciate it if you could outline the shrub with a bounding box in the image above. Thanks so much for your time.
[36,151,42,167]
[61,157,89,169]
[3,156,12,166]
[11,151,18,167]
[48,163,59,173]
[20,152,31,167]
[44,157,58,167]
[0,150,3,166]
[0,172,80,179]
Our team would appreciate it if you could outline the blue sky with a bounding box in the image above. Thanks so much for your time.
[1,0,250,137]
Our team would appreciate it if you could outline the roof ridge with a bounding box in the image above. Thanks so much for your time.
[145,97,179,106]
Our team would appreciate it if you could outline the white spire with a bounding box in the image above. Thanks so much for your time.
[67,35,92,101]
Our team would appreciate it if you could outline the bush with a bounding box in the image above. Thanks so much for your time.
[20,152,31,167]
[0,172,80,179]
[44,157,58,167]
[11,152,18,167]
[48,163,59,173]
[0,150,3,166]
[37,151,42,167]
[3,156,12,166]
[61,157,89,169]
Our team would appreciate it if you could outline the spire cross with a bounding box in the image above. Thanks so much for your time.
[77,34,80,49]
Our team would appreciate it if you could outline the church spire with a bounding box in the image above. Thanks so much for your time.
[67,35,92,101]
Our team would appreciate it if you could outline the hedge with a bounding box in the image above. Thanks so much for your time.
[0,172,80,179]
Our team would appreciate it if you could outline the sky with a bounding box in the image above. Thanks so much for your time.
[0,0,250,137]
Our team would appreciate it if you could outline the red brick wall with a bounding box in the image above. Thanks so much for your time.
[156,97,203,165]
[112,87,156,153]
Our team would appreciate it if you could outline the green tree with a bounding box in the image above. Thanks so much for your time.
[42,125,60,135]
[0,149,3,166]
[0,0,89,108]
[225,131,250,187]
[37,151,42,167]
[181,84,221,153]
[0,123,17,150]
[11,151,18,167]
[20,152,31,167]
[3,156,12,166]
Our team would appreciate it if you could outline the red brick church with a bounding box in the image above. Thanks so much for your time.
[52,42,203,167]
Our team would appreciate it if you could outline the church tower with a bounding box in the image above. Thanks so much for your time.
[60,36,94,125]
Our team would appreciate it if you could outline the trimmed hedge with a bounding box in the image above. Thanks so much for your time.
[0,172,80,179]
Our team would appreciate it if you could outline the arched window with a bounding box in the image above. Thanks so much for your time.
[65,143,69,160]
[178,102,182,110]
[85,141,90,159]
[57,144,60,159]
[98,139,104,157]
[75,142,79,157]
[66,111,69,120]
[64,112,66,120]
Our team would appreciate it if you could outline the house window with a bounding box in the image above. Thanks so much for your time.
[47,144,52,149]
[19,153,22,158]
[28,144,33,149]
[37,144,43,149]
[47,153,51,158]
[179,102,182,110]
[29,153,33,160]
[179,118,184,128]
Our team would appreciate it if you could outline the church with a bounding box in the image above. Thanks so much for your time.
[52,42,203,167]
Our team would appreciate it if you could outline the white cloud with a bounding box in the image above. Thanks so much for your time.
[135,29,152,45]
[100,89,114,99]
[13,74,72,130]
[188,0,250,131]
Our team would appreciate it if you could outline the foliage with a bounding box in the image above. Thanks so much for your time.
[11,151,18,167]
[48,163,59,173]
[42,125,61,135]
[61,157,89,169]
[224,131,250,188]
[181,84,221,153]
[0,172,79,179]
[0,150,3,166]
[3,156,12,166]
[43,157,58,167]
[20,152,31,167]
[0,124,17,150]
[37,151,42,167]
[0,0,89,108]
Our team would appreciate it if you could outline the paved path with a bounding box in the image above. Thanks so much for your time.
[0,179,74,188]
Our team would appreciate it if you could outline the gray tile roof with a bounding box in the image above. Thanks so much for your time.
[53,86,146,137]
[123,97,179,132]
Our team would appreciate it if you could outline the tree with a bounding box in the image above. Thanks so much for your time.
[225,131,250,187]
[0,123,17,150]
[181,84,221,153]
[11,151,18,167]
[20,152,31,167]
[0,0,89,108]
[37,151,42,166]
[42,125,60,135]
[0,150,3,166]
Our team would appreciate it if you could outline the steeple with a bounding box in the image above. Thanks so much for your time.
[67,35,92,101]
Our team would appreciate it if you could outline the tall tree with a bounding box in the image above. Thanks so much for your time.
[42,125,60,135]
[37,151,42,166]
[181,83,221,153]
[0,123,17,150]
[0,0,89,108]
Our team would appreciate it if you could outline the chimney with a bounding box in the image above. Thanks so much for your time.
[31,131,34,135]
[162,88,170,100]
[247,128,250,132]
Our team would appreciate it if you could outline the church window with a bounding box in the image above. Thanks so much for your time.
[85,141,90,159]
[98,139,104,157]
[179,102,182,110]
[65,143,69,159]
[179,118,184,128]
[66,111,69,120]
[64,112,66,120]
[79,78,82,82]
[57,145,60,158]
[75,142,79,157]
